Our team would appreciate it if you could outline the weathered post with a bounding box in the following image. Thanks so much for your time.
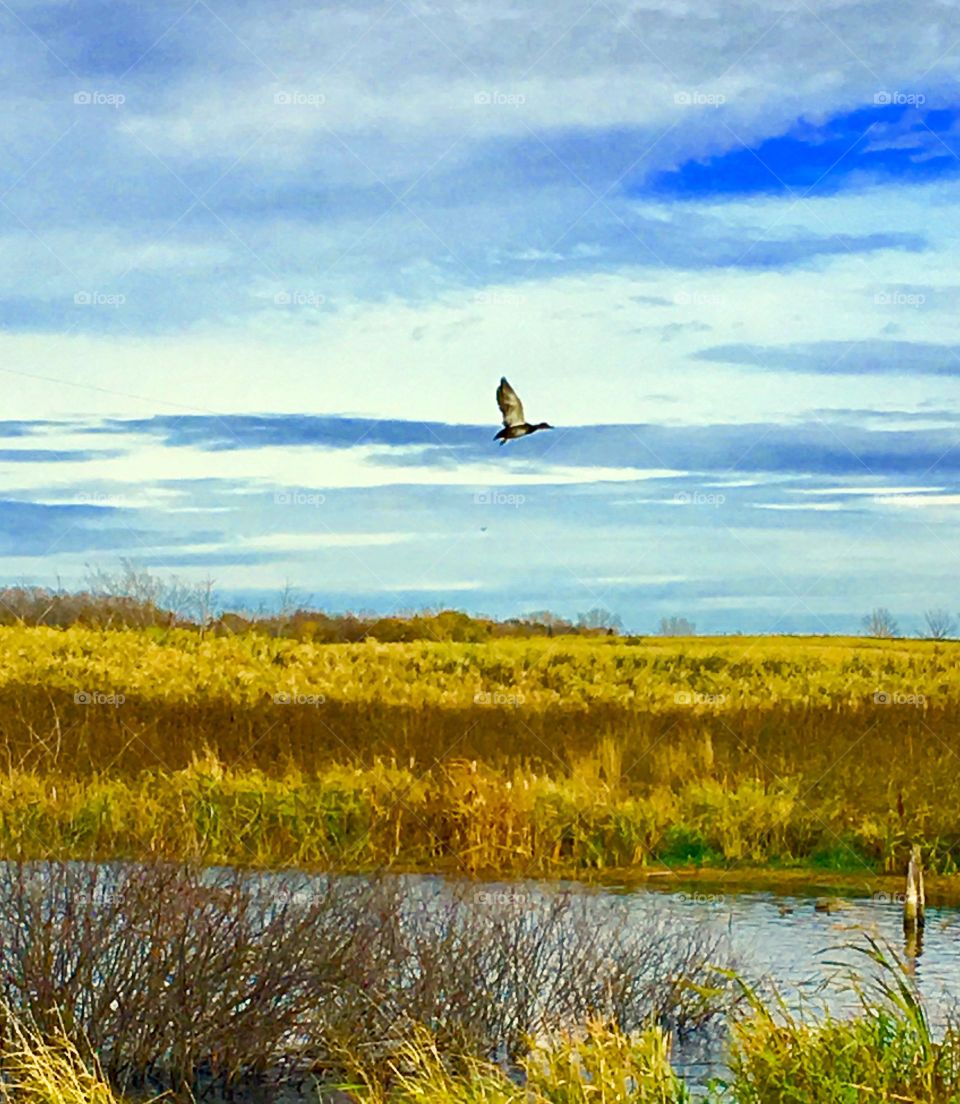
[903,843,925,935]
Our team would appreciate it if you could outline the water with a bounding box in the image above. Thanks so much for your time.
[429,873,960,1004]
[221,869,960,1088]
[11,863,960,1098]
[640,883,960,1007]
[612,883,960,1085]
[354,872,960,1089]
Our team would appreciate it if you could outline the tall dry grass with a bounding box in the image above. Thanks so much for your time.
[0,753,929,874]
[0,628,956,871]
[0,1014,124,1104]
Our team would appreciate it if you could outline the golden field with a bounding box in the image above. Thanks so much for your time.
[0,626,957,873]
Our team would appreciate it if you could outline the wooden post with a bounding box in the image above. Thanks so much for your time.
[904,843,925,935]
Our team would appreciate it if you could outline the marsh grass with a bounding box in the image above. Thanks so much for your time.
[0,1016,688,1103]
[0,1016,124,1104]
[0,629,957,872]
[723,935,960,1103]
[342,1021,688,1102]
[0,755,918,874]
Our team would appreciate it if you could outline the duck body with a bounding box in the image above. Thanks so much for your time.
[494,377,553,446]
[494,421,552,444]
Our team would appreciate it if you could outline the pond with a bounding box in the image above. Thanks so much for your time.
[268,869,960,1093]
[398,874,960,1088]
[614,880,960,1086]
[4,863,957,1100]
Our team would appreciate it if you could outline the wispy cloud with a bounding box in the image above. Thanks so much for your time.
[6,0,960,630]
[696,340,960,376]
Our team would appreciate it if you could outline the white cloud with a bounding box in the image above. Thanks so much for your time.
[246,531,422,550]
[136,531,425,556]
[93,1,960,177]
[874,493,960,507]
[789,485,946,496]
[588,574,691,585]
[4,0,960,628]
[0,422,687,494]
[751,502,848,511]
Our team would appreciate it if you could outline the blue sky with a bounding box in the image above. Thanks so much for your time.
[3,0,960,633]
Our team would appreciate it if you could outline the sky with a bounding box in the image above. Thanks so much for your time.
[3,0,960,634]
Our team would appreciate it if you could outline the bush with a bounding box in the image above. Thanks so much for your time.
[0,862,732,1098]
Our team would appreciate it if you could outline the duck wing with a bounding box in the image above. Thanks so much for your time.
[496,377,526,427]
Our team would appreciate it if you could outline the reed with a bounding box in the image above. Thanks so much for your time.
[724,936,960,1102]
[0,627,958,872]
[0,1011,124,1104]
[0,756,932,874]
[342,1021,688,1102]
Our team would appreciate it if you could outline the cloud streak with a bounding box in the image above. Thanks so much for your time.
[6,0,960,630]
[697,340,960,376]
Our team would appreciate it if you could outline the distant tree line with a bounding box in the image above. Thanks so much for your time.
[861,607,958,640]
[2,564,955,642]
[0,565,624,642]
[658,616,696,636]
[654,609,960,641]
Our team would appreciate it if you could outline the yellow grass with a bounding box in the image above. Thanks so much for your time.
[0,1013,125,1104]
[0,627,956,873]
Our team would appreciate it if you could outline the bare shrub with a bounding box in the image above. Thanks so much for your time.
[863,608,899,639]
[0,863,375,1096]
[923,608,957,640]
[351,882,731,1063]
[0,865,734,1098]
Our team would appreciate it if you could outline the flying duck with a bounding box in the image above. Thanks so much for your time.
[494,377,553,445]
